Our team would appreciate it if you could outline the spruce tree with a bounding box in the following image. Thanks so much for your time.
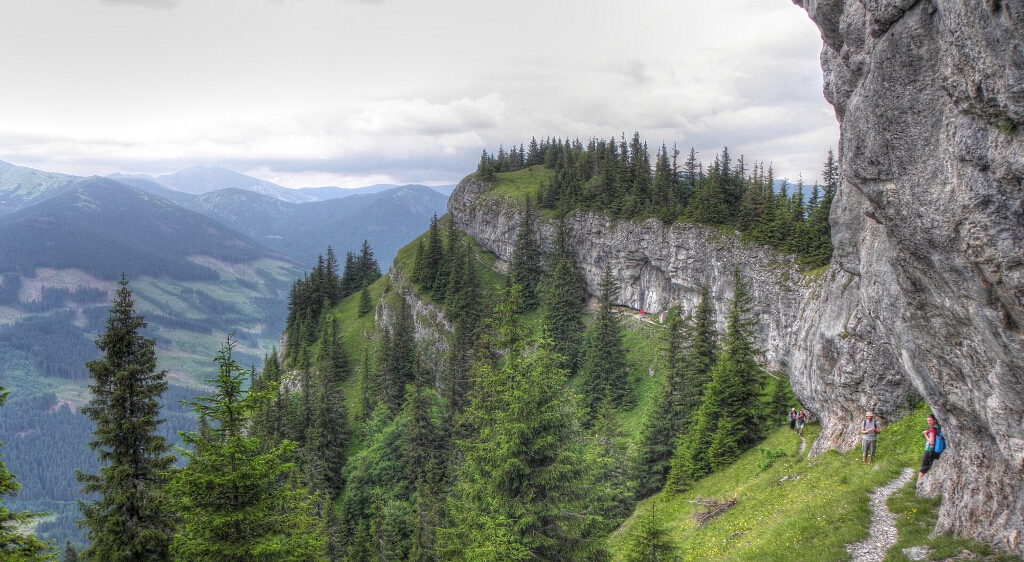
[0,385,55,561]
[507,197,544,311]
[441,248,482,428]
[678,286,718,430]
[440,290,608,561]
[306,321,350,499]
[63,541,77,562]
[357,280,373,316]
[768,371,796,425]
[377,298,416,414]
[420,215,444,294]
[169,336,324,561]
[621,500,681,562]
[667,270,765,489]
[635,309,688,499]
[581,265,630,413]
[77,277,176,562]
[542,218,585,374]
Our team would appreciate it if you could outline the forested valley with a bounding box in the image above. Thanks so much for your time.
[0,133,830,561]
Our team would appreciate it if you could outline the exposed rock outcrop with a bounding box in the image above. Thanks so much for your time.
[380,263,451,376]
[449,177,807,374]
[793,0,1024,552]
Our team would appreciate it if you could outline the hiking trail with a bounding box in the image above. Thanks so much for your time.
[798,434,807,456]
[846,467,915,562]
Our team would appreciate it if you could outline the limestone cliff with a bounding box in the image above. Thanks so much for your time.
[448,177,810,374]
[792,0,1024,552]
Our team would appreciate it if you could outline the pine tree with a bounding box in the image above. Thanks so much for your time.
[667,270,765,489]
[63,541,77,562]
[635,308,688,499]
[678,286,718,431]
[419,215,444,294]
[433,222,458,300]
[542,218,585,374]
[356,240,382,287]
[507,197,544,311]
[585,397,634,526]
[77,277,176,562]
[306,321,350,499]
[581,265,630,414]
[768,372,796,426]
[0,385,56,561]
[684,165,727,225]
[169,336,324,561]
[621,500,681,562]
[379,298,416,414]
[439,292,608,561]
[325,246,343,306]
[357,280,373,316]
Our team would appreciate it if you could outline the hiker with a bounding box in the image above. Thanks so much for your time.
[795,408,807,436]
[918,413,944,483]
[860,411,881,464]
[789,408,798,431]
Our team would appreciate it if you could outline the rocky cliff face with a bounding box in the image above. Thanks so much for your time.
[793,0,1024,552]
[449,178,812,381]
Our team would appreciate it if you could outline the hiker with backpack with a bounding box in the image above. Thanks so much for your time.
[789,408,798,431]
[918,413,946,483]
[860,411,881,464]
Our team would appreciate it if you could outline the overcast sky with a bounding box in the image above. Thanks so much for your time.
[0,0,836,189]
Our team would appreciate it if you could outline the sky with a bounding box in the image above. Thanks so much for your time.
[0,0,837,189]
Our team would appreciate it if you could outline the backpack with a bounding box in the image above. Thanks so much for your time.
[934,431,946,454]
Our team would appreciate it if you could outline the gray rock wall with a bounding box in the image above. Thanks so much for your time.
[794,0,1024,552]
[448,177,807,377]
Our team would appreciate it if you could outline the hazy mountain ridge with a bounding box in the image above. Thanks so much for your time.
[0,160,79,216]
[179,184,449,268]
[109,167,457,202]
[0,177,282,282]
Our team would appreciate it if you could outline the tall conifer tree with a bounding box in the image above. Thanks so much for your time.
[542,218,586,374]
[78,277,175,562]
[667,270,765,490]
[170,337,323,561]
[440,290,608,561]
[581,265,630,414]
[507,197,543,311]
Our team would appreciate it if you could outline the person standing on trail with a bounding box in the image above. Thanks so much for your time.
[918,414,943,484]
[789,408,798,431]
[795,408,807,436]
[860,411,880,464]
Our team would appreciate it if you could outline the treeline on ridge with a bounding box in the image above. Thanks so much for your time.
[477,134,838,268]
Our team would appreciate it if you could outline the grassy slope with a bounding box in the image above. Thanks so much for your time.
[482,166,554,204]
[608,403,1011,561]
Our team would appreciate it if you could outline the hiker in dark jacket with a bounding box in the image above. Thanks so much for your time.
[860,411,880,464]
[789,408,798,431]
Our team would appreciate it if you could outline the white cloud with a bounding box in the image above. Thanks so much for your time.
[98,0,179,8]
[0,0,836,186]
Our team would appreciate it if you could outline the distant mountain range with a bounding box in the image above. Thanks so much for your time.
[108,165,456,203]
[0,177,280,282]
